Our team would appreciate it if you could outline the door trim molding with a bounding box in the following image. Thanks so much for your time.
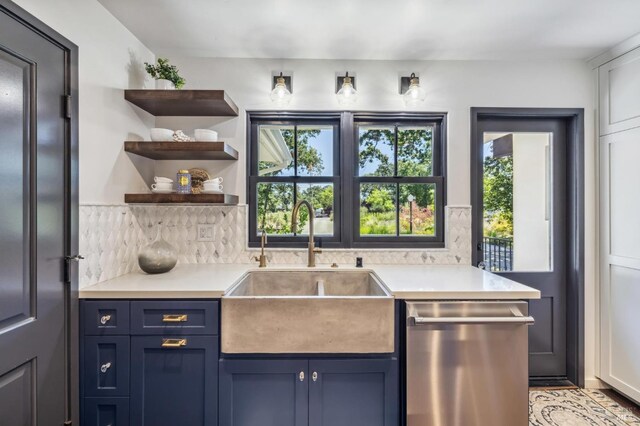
[470,107,585,387]
[0,0,79,422]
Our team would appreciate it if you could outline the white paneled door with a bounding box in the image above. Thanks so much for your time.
[599,126,640,403]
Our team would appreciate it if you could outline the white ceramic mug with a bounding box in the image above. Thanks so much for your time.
[154,176,173,183]
[151,182,173,190]
[203,183,223,191]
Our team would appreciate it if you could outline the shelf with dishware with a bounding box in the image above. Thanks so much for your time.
[124,193,239,205]
[124,141,238,160]
[124,89,239,117]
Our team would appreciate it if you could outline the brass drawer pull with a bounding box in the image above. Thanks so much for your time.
[162,314,188,323]
[161,338,187,348]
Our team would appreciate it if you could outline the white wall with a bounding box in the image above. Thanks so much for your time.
[512,133,551,271]
[12,0,156,204]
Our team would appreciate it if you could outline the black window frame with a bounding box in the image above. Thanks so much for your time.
[247,112,343,248]
[247,111,447,248]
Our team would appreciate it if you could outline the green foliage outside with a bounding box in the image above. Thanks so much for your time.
[144,58,186,89]
[483,153,513,238]
[358,128,435,235]
[257,129,325,234]
[257,126,436,236]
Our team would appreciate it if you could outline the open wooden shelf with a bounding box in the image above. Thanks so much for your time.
[124,90,239,116]
[124,141,238,160]
[124,193,239,205]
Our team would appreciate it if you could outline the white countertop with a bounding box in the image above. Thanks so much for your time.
[79,264,540,300]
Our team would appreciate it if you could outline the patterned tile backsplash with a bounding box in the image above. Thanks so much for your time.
[79,204,472,287]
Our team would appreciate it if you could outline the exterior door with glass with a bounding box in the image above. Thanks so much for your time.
[471,111,582,382]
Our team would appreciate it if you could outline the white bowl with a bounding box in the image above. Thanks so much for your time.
[150,128,174,141]
[194,129,218,142]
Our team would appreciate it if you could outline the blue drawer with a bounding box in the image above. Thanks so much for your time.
[82,301,130,335]
[130,301,218,335]
[82,397,129,426]
[83,336,130,397]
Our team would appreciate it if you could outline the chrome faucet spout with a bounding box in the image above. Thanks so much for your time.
[291,200,321,267]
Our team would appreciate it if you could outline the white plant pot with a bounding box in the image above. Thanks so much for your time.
[155,79,175,90]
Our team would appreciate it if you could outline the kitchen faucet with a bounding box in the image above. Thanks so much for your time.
[291,200,322,267]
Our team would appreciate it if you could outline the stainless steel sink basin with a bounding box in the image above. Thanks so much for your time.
[221,269,394,354]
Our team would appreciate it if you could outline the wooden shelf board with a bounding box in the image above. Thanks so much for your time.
[124,141,238,160]
[124,193,239,205]
[124,90,239,117]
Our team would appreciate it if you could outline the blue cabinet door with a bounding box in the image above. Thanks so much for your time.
[219,359,309,426]
[82,397,129,426]
[82,336,130,397]
[308,358,399,426]
[130,335,218,426]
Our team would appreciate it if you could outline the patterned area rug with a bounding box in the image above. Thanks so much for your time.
[530,389,640,425]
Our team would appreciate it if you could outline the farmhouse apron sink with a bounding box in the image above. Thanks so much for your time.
[221,269,395,354]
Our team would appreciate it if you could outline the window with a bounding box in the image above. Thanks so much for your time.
[248,114,341,247]
[247,112,446,248]
[353,117,445,247]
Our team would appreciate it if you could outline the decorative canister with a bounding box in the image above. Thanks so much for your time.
[176,169,191,194]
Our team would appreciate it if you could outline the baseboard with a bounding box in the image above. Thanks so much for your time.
[585,377,610,389]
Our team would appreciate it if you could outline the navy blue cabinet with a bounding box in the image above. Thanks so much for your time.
[219,359,309,426]
[83,397,129,426]
[83,336,130,397]
[219,358,398,426]
[130,335,218,426]
[81,300,219,426]
[309,359,398,426]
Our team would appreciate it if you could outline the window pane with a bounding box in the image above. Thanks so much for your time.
[258,125,294,176]
[295,183,334,236]
[297,126,334,177]
[257,182,294,235]
[359,184,397,236]
[397,126,433,177]
[358,126,394,176]
[482,132,552,272]
[399,184,436,236]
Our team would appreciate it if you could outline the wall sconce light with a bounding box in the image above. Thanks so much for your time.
[336,72,357,106]
[270,72,292,107]
[400,73,425,107]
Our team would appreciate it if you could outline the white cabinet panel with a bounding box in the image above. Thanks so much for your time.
[608,131,640,259]
[603,265,640,402]
[600,47,640,135]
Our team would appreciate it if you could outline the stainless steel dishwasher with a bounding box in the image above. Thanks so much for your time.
[406,301,534,426]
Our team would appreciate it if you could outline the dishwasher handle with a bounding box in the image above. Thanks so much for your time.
[409,315,535,326]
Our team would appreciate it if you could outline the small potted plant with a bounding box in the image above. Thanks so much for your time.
[144,57,186,90]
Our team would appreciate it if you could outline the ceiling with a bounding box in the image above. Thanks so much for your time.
[99,0,640,60]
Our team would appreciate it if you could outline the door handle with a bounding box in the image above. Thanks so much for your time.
[410,316,534,325]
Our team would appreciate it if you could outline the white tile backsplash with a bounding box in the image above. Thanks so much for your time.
[79,204,471,287]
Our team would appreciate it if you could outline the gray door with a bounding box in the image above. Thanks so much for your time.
[472,115,570,381]
[0,7,68,425]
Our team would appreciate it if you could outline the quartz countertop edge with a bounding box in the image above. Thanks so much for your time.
[79,264,541,300]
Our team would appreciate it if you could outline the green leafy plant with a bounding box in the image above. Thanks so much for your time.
[144,58,186,89]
